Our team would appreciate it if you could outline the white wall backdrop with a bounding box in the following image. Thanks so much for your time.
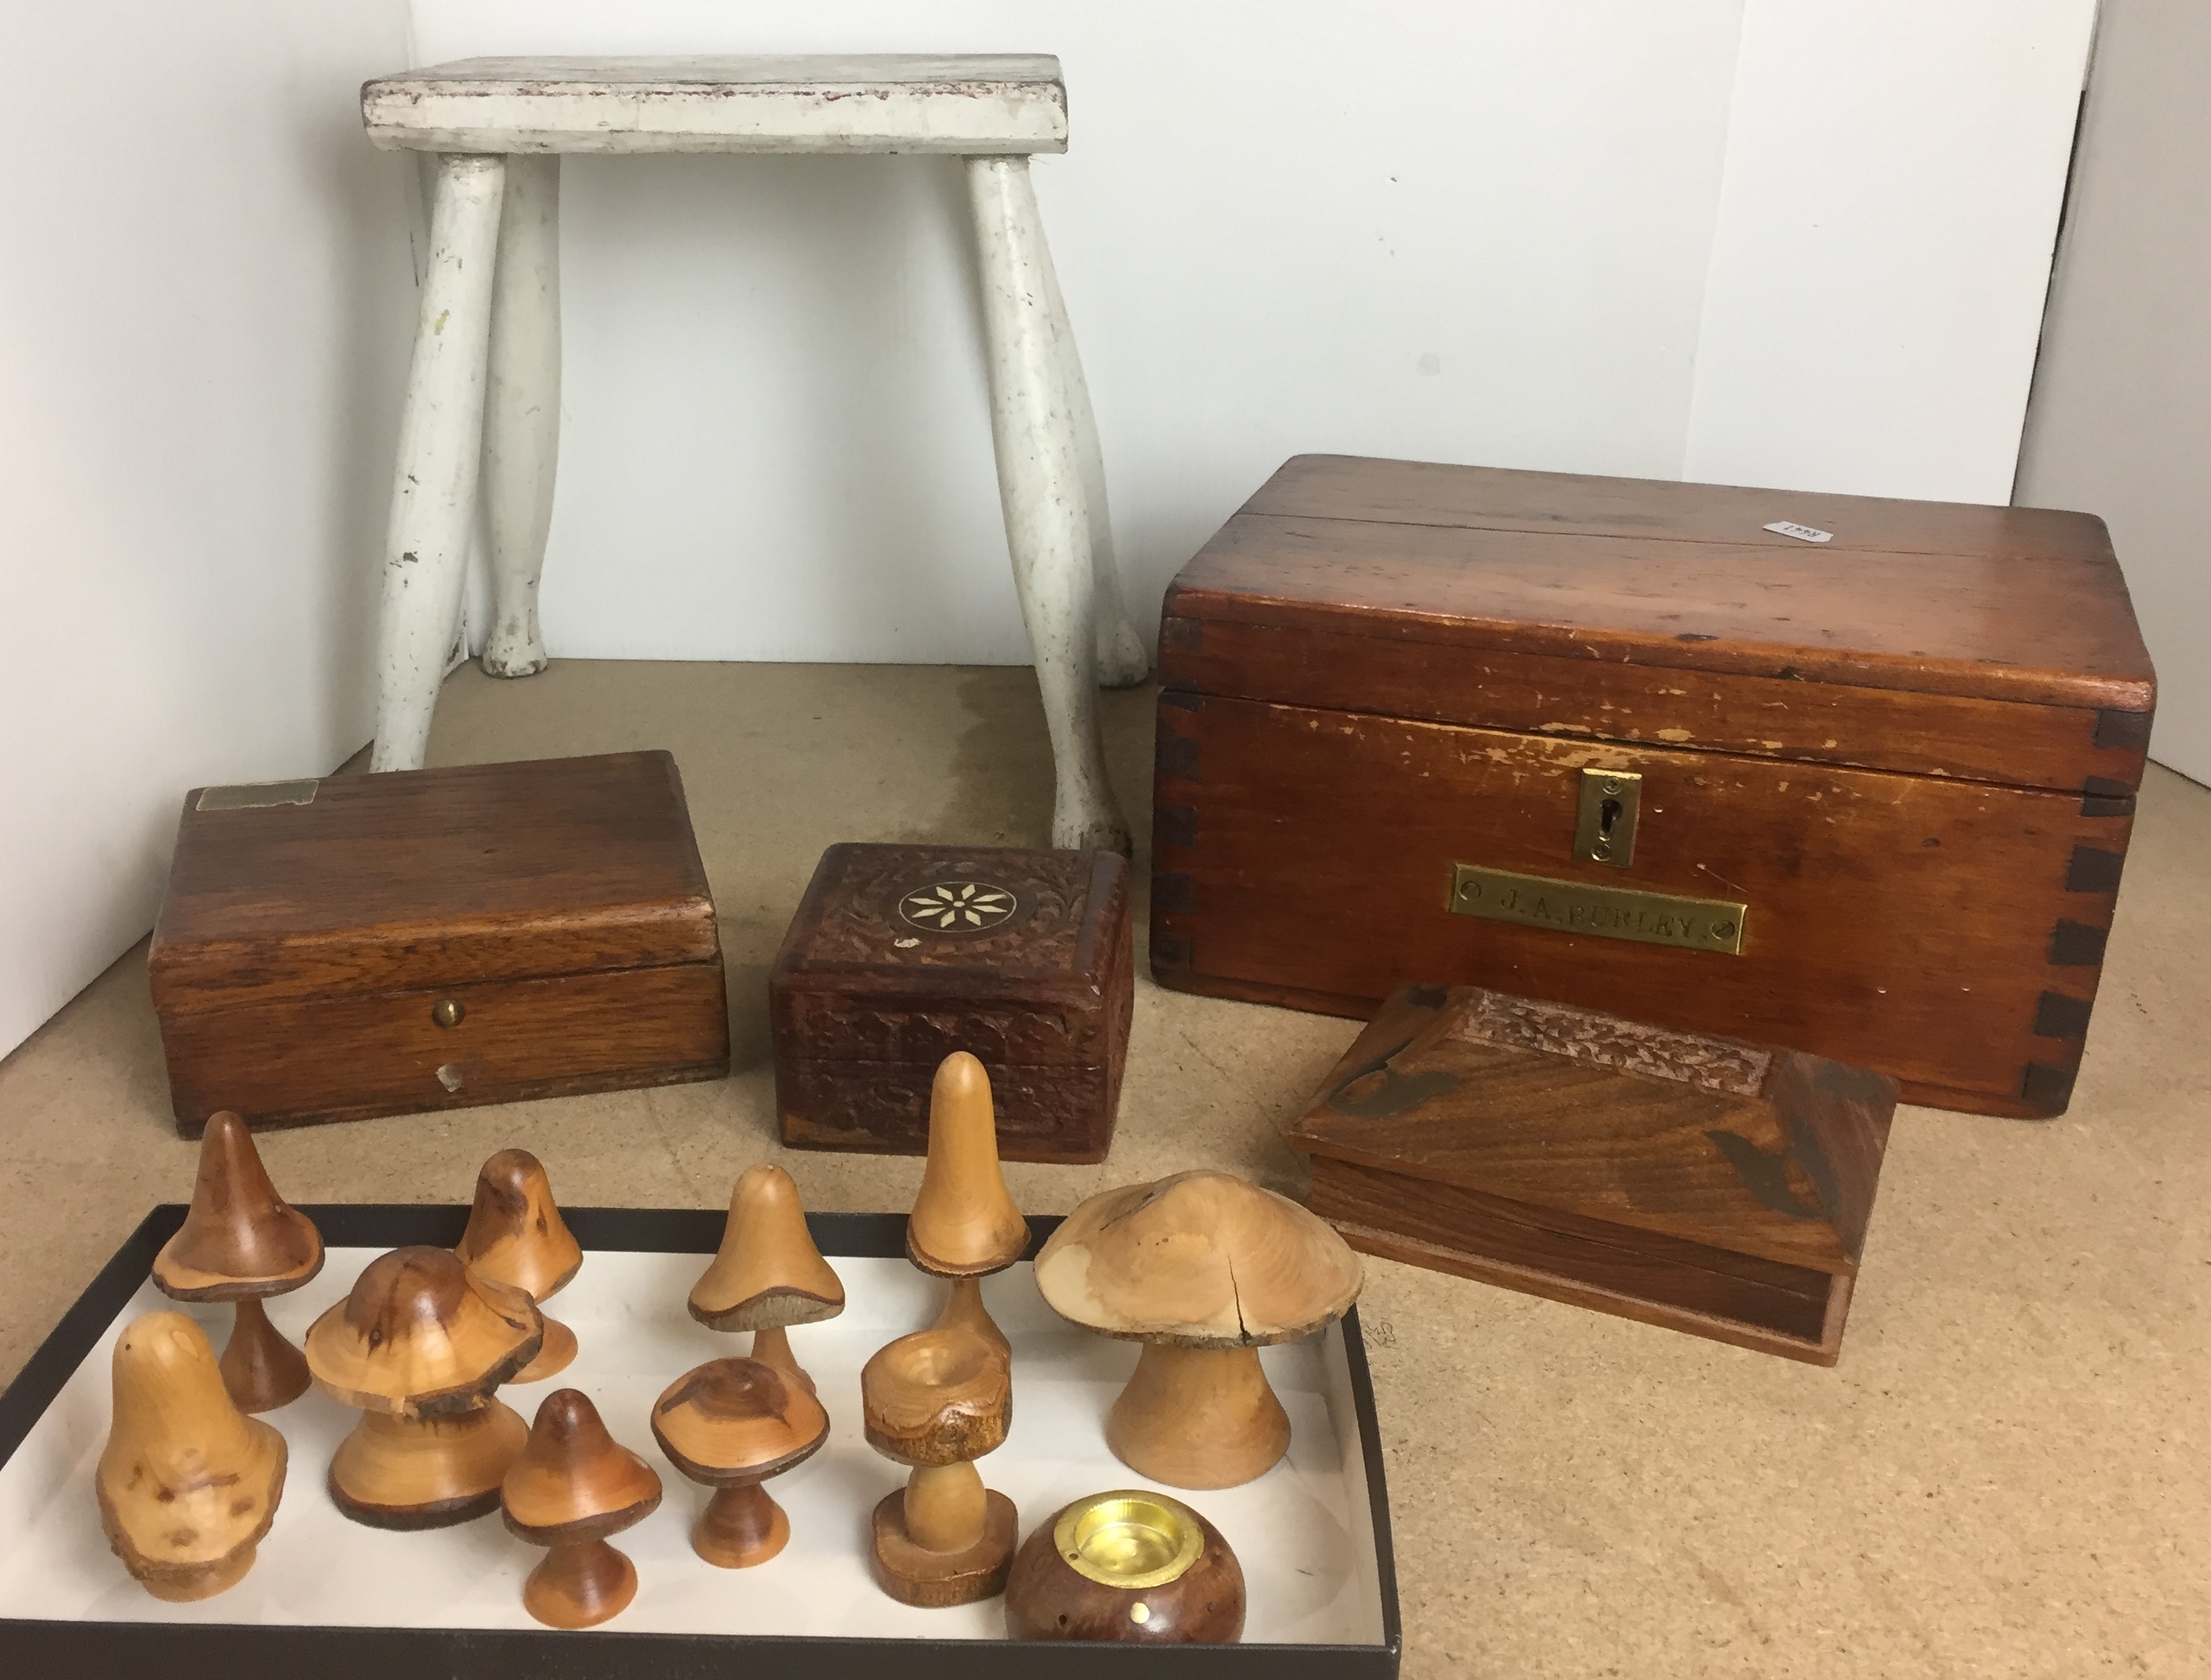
[412,1,2096,670]
[0,2,417,1060]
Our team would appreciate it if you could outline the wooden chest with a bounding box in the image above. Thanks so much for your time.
[769,843,1133,1164]
[1153,455,2157,1117]
[1288,983,1896,1365]
[149,751,730,1134]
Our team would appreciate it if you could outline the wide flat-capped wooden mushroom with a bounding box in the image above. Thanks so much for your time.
[151,1111,324,1413]
[689,1163,844,1394]
[96,1310,287,1601]
[501,1388,662,1629]
[455,1149,584,1383]
[1033,1171,1362,1489]
[650,1356,828,1568]
[304,1245,542,1528]
[861,1325,1018,1606]
[907,1053,1029,1355]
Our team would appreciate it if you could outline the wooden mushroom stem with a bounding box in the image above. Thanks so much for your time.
[1106,1343,1291,1491]
[526,1538,637,1629]
[747,1325,812,1394]
[695,1482,788,1568]
[220,1297,312,1414]
[931,1276,1009,1358]
[329,1402,528,1527]
[905,1459,988,1554]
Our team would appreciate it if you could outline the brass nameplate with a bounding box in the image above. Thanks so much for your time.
[1448,863,1746,956]
[195,779,320,812]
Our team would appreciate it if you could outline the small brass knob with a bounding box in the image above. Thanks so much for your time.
[431,999,465,1029]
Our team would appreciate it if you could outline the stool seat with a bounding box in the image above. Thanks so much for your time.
[363,55,1068,156]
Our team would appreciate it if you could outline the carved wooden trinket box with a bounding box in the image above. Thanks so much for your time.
[769,844,1134,1164]
[1287,983,1897,1365]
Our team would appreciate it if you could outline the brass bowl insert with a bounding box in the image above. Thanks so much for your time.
[1054,1491,1205,1591]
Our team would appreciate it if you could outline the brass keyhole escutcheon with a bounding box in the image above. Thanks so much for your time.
[431,999,465,1029]
[1574,768,1643,868]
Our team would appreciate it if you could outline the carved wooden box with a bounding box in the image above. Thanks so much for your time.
[149,752,730,1134]
[769,844,1134,1164]
[1153,453,2157,1117]
[1287,983,1896,1365]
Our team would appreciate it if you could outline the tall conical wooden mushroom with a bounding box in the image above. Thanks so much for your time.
[455,1149,583,1383]
[96,1310,287,1601]
[862,1325,1018,1607]
[689,1164,844,1394]
[150,1111,323,1412]
[907,1053,1029,1353]
[1034,1172,1362,1489]
[502,1389,662,1629]
[651,1357,828,1569]
[305,1245,542,1528]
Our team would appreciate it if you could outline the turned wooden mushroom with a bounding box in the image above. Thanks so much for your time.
[907,1052,1029,1355]
[1034,1171,1362,1489]
[689,1164,844,1394]
[650,1357,828,1568]
[455,1149,583,1384]
[304,1245,542,1528]
[96,1310,287,1602]
[1006,1489,1246,1644]
[501,1389,662,1629]
[861,1325,1018,1607]
[150,1111,323,1413]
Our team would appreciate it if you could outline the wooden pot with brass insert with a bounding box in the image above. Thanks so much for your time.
[1006,1489,1245,1643]
[501,1389,662,1629]
[689,1163,844,1395]
[455,1149,583,1384]
[1035,1171,1362,1489]
[304,1245,542,1528]
[862,1324,1018,1607]
[96,1311,288,1602]
[651,1357,828,1568]
[907,1052,1029,1354]
[150,1111,323,1413]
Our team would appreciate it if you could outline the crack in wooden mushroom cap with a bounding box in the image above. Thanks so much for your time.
[1033,1172,1364,1347]
[649,1357,830,1486]
[861,1326,1012,1467]
[455,1150,583,1302]
[96,1311,289,1591]
[688,1165,846,1331]
[500,1388,662,1546]
[152,1112,324,1302]
[304,1246,543,1417]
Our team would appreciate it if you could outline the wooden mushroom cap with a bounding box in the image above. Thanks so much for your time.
[689,1164,845,1331]
[502,1389,662,1545]
[96,1311,287,1599]
[305,1246,543,1415]
[1034,1171,1363,1346]
[907,1053,1028,1278]
[455,1149,583,1302]
[152,1111,323,1301]
[862,1327,1012,1467]
[650,1357,829,1486]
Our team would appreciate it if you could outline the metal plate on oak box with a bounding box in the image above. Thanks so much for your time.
[0,1207,1398,1678]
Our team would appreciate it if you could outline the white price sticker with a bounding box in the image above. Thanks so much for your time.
[1764,519,1833,544]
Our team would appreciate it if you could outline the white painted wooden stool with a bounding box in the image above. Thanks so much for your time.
[360,56,1147,851]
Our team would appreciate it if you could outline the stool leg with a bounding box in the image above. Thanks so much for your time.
[481,153,561,679]
[371,153,506,772]
[1036,235,1149,689]
[965,156,1130,854]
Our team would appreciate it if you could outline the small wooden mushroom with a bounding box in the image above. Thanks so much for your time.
[1006,1489,1246,1643]
[907,1053,1029,1355]
[455,1149,583,1383]
[689,1164,844,1394]
[150,1111,323,1413]
[96,1311,287,1602]
[861,1325,1018,1607]
[501,1389,662,1629]
[304,1245,542,1528]
[1033,1171,1362,1489]
[650,1357,828,1568]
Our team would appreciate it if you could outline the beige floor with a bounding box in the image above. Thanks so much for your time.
[2,659,2205,1678]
